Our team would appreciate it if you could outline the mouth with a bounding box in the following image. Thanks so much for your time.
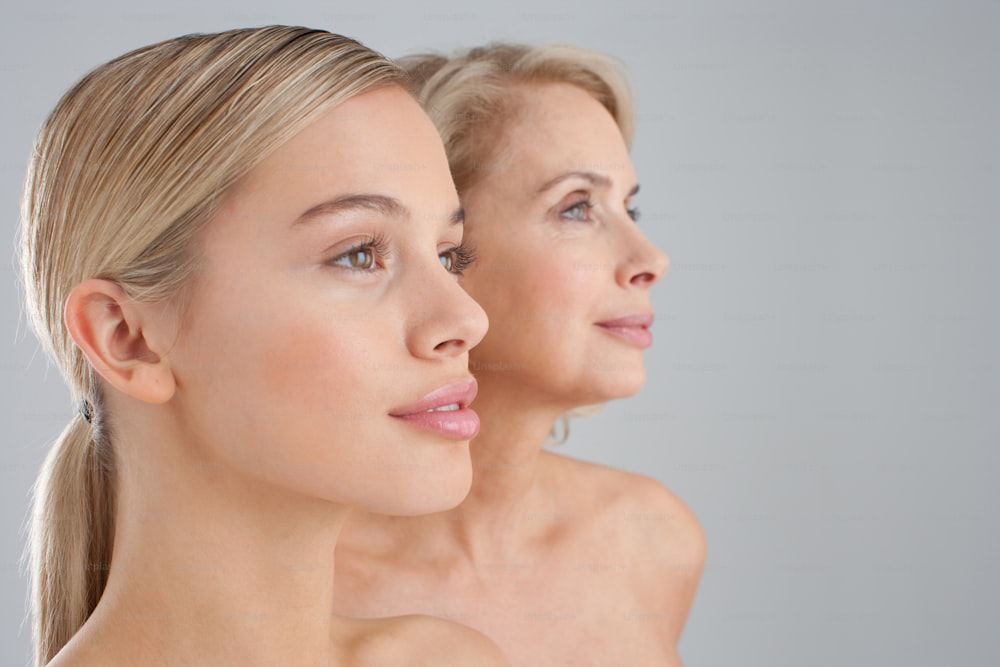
[595,313,655,349]
[389,379,480,440]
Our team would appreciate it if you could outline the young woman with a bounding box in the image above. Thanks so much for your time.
[21,26,507,666]
[333,44,707,666]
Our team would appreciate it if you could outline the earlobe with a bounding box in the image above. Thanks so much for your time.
[64,279,176,404]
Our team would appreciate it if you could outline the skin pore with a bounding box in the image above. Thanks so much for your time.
[50,86,505,667]
[333,83,706,666]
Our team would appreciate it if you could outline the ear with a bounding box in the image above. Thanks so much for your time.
[64,279,176,404]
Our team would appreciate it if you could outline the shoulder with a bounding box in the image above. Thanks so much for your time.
[547,451,705,545]
[603,469,707,641]
[349,614,509,667]
[546,452,707,587]
[43,618,123,667]
[617,471,707,569]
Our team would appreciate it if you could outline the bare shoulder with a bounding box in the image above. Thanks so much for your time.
[549,453,707,643]
[348,614,509,667]
[46,643,130,667]
[549,452,703,530]
[546,451,707,580]
[43,619,123,667]
[618,470,706,559]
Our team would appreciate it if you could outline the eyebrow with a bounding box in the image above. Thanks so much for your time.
[294,194,463,227]
[537,170,640,198]
[295,194,406,226]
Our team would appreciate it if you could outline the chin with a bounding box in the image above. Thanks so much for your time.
[581,363,647,401]
[616,371,648,397]
[368,459,474,517]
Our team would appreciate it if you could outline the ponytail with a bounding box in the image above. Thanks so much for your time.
[29,406,115,665]
[19,26,404,664]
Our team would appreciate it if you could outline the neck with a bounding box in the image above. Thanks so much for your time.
[86,417,349,666]
[411,379,572,563]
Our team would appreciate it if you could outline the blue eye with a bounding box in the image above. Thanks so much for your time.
[561,199,594,222]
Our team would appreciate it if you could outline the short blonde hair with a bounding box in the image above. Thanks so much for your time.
[20,26,404,665]
[400,43,635,195]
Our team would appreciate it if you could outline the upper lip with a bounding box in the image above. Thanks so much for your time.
[389,379,478,416]
[595,312,655,328]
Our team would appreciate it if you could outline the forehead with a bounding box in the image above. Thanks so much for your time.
[231,86,455,201]
[497,83,633,187]
[202,85,461,253]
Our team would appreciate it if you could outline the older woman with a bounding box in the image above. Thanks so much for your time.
[333,44,706,666]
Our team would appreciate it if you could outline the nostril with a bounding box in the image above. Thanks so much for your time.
[630,271,656,287]
[434,338,465,353]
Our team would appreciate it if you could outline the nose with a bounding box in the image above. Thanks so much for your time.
[406,263,489,360]
[616,224,669,289]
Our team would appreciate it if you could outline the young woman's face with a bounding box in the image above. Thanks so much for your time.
[459,83,668,408]
[165,86,488,516]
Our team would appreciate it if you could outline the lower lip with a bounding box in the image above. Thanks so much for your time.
[596,324,653,349]
[391,407,481,440]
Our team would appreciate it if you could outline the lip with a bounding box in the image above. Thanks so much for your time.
[595,312,655,349]
[389,379,480,440]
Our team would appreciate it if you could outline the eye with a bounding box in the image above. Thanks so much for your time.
[439,243,476,276]
[627,206,641,222]
[561,198,594,222]
[333,247,376,269]
[328,233,390,271]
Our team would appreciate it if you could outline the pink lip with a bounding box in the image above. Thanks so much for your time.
[389,379,480,440]
[595,313,655,349]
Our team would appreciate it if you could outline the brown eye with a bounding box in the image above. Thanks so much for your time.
[330,246,377,270]
[439,251,455,273]
[439,244,475,276]
[346,249,374,269]
[328,233,390,271]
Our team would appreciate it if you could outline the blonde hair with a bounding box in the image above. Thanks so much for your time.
[19,26,404,665]
[402,44,628,442]
[399,43,635,195]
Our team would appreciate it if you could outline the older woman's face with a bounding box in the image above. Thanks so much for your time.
[163,86,488,516]
[459,83,668,408]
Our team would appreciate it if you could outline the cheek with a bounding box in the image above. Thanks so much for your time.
[253,301,393,416]
[463,242,601,377]
[259,322,344,404]
[173,284,407,488]
[179,277,394,424]
[473,246,598,331]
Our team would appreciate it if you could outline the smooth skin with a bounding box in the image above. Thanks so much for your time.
[50,86,506,667]
[333,83,707,667]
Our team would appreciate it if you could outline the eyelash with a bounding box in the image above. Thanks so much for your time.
[561,198,641,223]
[328,234,477,275]
[440,242,477,276]
[329,232,391,271]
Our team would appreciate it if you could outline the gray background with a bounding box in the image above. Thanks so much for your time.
[2,0,997,665]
